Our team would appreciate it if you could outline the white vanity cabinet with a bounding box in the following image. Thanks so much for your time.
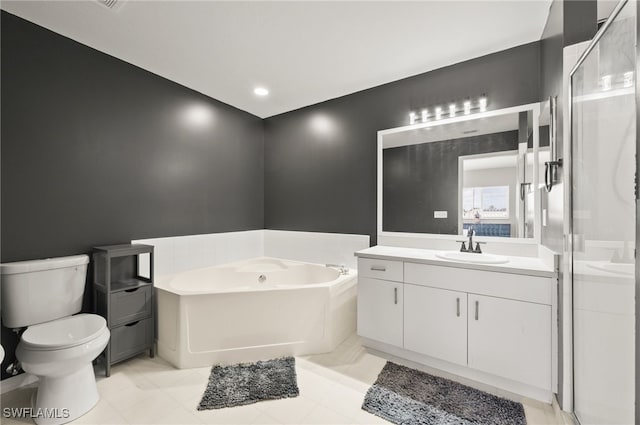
[356,250,557,402]
[356,258,404,346]
[404,284,468,366]
[467,294,551,390]
[357,277,403,347]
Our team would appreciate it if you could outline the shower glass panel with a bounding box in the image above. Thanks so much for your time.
[571,1,636,423]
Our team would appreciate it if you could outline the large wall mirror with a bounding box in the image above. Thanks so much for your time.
[378,102,544,241]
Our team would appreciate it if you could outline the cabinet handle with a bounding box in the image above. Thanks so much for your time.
[125,321,140,327]
[125,287,140,293]
[475,301,479,320]
[394,287,398,304]
[456,297,460,317]
[371,266,386,272]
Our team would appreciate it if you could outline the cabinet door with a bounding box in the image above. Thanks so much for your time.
[357,277,403,347]
[468,294,551,390]
[404,284,467,365]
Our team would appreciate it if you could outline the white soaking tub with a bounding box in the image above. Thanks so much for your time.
[155,257,357,368]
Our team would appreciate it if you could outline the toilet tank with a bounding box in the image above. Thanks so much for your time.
[0,255,89,328]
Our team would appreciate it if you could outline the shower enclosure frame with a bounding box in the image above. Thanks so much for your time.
[566,0,639,422]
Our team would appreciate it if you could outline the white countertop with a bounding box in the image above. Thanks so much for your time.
[355,245,557,278]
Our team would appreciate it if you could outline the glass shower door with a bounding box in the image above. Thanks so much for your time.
[570,1,636,423]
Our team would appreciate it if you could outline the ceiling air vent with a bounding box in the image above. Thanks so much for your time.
[96,0,126,11]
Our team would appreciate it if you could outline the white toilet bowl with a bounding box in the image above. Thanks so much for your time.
[16,314,110,425]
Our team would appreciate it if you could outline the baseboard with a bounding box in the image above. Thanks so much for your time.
[552,395,578,425]
[0,373,37,394]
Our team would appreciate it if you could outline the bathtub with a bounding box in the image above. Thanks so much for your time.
[155,257,357,368]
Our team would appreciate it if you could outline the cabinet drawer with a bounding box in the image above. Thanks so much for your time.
[404,262,552,305]
[358,257,403,282]
[110,286,152,326]
[111,317,152,363]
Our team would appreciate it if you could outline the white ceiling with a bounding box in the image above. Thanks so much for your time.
[1,0,552,118]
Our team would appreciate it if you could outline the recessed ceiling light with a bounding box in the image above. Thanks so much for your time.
[254,87,269,96]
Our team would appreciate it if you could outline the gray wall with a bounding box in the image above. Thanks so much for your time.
[383,131,518,234]
[1,11,264,379]
[264,42,541,245]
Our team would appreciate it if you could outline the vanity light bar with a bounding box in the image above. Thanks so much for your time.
[408,96,488,124]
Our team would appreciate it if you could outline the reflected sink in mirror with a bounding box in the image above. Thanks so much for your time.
[587,261,634,276]
[436,251,510,264]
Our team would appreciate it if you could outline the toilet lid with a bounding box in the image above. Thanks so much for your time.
[21,314,107,350]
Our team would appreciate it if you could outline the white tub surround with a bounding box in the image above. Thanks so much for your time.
[133,230,369,278]
[263,230,368,269]
[156,257,357,368]
[355,245,558,403]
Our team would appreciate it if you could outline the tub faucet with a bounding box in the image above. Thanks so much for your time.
[325,264,349,275]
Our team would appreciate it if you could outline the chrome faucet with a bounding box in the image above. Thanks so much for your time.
[325,264,349,275]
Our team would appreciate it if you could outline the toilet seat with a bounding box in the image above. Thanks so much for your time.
[21,314,107,351]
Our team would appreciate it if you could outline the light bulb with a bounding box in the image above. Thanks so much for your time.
[464,100,471,115]
[479,96,487,112]
[449,103,456,117]
[601,75,612,91]
[409,112,417,125]
[421,109,428,123]
[435,107,442,120]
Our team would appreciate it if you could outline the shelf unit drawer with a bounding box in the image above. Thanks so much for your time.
[110,285,152,327]
[111,318,153,363]
[358,257,403,282]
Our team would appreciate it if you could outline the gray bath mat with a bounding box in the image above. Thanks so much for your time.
[197,357,299,410]
[362,362,526,425]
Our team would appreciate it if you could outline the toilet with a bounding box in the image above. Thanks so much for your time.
[0,255,110,425]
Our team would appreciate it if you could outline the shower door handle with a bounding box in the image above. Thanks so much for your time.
[394,287,398,305]
[545,159,563,192]
[520,182,531,200]
[545,95,562,192]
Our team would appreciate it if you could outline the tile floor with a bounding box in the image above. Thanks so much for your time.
[2,334,564,425]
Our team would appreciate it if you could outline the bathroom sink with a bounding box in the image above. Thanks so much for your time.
[436,251,510,265]
[587,262,634,276]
